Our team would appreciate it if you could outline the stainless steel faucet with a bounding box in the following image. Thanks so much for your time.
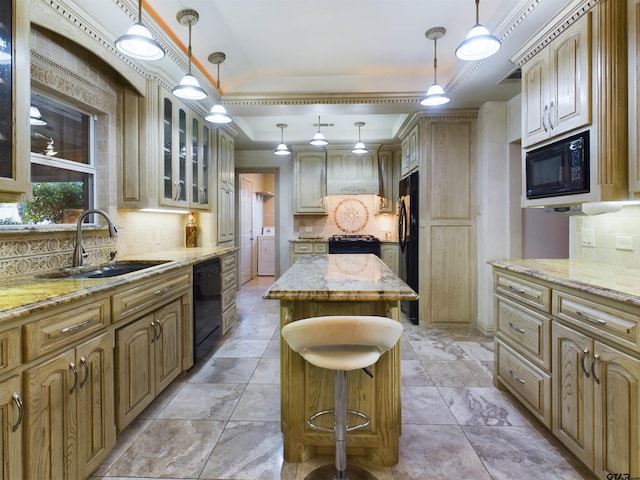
[73,209,118,267]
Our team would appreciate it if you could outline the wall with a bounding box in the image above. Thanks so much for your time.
[570,204,640,268]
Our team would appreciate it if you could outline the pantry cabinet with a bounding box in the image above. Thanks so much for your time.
[217,129,235,243]
[292,148,327,215]
[0,376,22,480]
[521,13,591,147]
[24,331,114,480]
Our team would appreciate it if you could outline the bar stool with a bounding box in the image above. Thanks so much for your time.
[281,315,403,480]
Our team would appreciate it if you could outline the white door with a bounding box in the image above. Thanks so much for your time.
[239,177,253,285]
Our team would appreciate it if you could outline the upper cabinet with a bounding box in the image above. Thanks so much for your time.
[522,13,591,147]
[217,128,235,243]
[401,125,419,178]
[0,0,29,202]
[377,146,401,214]
[292,148,327,215]
[326,146,379,195]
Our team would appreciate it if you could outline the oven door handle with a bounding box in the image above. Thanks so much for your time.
[398,199,408,253]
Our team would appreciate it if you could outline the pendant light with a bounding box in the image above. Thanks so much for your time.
[172,9,207,101]
[352,122,368,154]
[421,27,450,107]
[206,52,232,124]
[455,0,501,61]
[274,123,291,156]
[44,138,57,156]
[29,106,47,125]
[309,115,328,146]
[115,0,165,61]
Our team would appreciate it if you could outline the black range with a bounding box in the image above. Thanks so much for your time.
[328,234,381,257]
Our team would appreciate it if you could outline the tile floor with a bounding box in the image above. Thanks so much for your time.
[91,276,593,480]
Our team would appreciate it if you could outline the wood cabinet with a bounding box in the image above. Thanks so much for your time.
[380,243,399,275]
[326,146,379,195]
[522,13,591,147]
[630,0,640,196]
[24,331,115,480]
[220,251,237,334]
[115,298,182,431]
[217,128,235,243]
[0,375,22,480]
[292,148,327,215]
[377,147,400,214]
[401,124,418,178]
[492,264,640,479]
[290,240,328,264]
[0,0,30,202]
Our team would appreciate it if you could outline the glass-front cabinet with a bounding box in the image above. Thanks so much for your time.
[160,92,211,210]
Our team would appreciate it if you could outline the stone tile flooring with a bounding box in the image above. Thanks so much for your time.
[92,276,593,480]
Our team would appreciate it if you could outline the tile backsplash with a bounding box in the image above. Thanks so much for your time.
[571,204,640,268]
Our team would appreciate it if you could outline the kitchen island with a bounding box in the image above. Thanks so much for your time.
[263,254,418,466]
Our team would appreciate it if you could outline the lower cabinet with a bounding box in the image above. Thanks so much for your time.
[0,375,22,480]
[115,298,183,431]
[290,241,327,264]
[380,243,399,275]
[23,331,115,480]
[552,321,640,478]
[220,251,237,334]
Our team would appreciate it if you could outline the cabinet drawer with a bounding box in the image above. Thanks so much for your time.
[495,271,551,312]
[313,243,327,254]
[495,339,551,427]
[222,269,236,290]
[112,271,190,323]
[553,290,639,352]
[221,253,236,272]
[496,295,551,369]
[222,304,237,334]
[0,328,21,374]
[222,286,236,312]
[293,243,313,254]
[23,298,110,361]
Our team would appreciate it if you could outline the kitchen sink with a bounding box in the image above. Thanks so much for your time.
[39,261,169,279]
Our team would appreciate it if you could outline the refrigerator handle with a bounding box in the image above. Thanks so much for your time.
[398,199,408,253]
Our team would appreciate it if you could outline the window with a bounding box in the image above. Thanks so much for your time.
[0,92,96,225]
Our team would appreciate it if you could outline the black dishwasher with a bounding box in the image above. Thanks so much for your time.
[193,259,222,362]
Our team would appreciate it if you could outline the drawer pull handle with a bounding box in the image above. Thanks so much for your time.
[60,318,93,333]
[80,357,89,387]
[581,348,590,377]
[154,287,172,296]
[508,285,526,295]
[591,353,601,384]
[508,322,525,334]
[576,311,606,325]
[69,362,78,394]
[508,369,526,384]
[11,392,23,432]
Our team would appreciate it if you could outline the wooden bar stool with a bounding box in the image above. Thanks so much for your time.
[281,315,403,480]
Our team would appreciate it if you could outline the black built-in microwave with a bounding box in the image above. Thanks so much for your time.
[525,130,590,200]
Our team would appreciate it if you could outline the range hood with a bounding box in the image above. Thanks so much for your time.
[545,202,623,216]
[326,148,379,195]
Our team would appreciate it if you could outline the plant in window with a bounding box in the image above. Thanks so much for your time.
[22,182,84,224]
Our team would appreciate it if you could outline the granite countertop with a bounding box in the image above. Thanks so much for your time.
[264,253,418,301]
[488,259,640,307]
[0,246,237,325]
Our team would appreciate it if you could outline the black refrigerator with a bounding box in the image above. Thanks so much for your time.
[398,171,419,324]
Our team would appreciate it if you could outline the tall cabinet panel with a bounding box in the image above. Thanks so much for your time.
[217,129,235,243]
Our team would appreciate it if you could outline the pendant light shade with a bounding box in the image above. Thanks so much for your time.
[455,0,501,61]
[206,52,233,124]
[351,122,368,154]
[44,138,57,156]
[421,27,450,107]
[172,10,207,101]
[115,0,165,61]
[29,106,47,125]
[310,116,328,146]
[274,123,291,156]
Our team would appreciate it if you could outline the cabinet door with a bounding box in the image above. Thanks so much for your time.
[522,54,549,146]
[116,315,155,431]
[293,150,326,214]
[76,332,115,479]
[381,244,399,275]
[551,322,594,468]
[160,95,189,207]
[0,376,22,480]
[593,341,640,479]
[24,349,78,480]
[217,129,235,243]
[154,299,182,393]
[377,149,399,214]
